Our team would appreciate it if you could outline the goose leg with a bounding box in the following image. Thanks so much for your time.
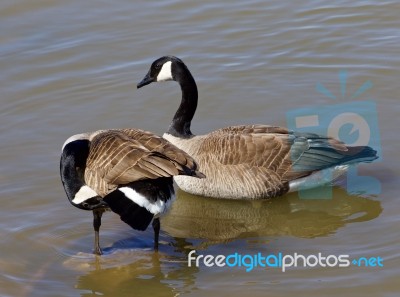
[93,209,103,255]
[152,218,160,251]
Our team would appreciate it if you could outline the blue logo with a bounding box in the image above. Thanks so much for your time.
[286,70,381,199]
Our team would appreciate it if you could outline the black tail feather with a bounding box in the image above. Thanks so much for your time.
[293,145,378,172]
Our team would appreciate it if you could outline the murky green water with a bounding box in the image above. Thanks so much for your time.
[1,1,399,296]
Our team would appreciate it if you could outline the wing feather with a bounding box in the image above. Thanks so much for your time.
[85,129,204,196]
[195,125,353,195]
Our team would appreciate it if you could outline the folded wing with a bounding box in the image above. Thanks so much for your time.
[85,129,204,196]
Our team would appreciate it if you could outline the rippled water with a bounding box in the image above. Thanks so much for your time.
[1,1,399,296]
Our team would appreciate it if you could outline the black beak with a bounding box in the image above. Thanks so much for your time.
[137,73,154,89]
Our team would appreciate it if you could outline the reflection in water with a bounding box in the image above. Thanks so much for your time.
[163,187,382,245]
[61,186,382,296]
[64,251,198,297]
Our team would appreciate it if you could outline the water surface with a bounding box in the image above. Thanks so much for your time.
[1,0,399,296]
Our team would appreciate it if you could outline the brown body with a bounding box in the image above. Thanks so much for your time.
[164,124,353,199]
[82,128,203,197]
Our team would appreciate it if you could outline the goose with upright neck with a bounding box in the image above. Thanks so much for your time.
[138,56,197,138]
[137,56,378,199]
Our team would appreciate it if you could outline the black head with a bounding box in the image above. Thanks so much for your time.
[137,56,188,89]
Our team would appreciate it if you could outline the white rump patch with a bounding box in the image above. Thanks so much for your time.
[289,165,350,192]
[72,185,98,204]
[119,187,174,215]
[156,61,173,82]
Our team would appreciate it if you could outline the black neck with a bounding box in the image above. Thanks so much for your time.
[167,68,198,138]
[60,141,86,199]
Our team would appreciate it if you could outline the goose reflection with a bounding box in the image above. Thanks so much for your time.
[64,187,382,297]
[66,252,198,297]
[162,187,382,243]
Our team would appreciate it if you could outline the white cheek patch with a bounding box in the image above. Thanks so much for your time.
[119,187,174,215]
[156,61,173,82]
[72,185,98,204]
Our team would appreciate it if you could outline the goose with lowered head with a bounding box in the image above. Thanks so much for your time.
[60,128,204,255]
[137,56,378,199]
